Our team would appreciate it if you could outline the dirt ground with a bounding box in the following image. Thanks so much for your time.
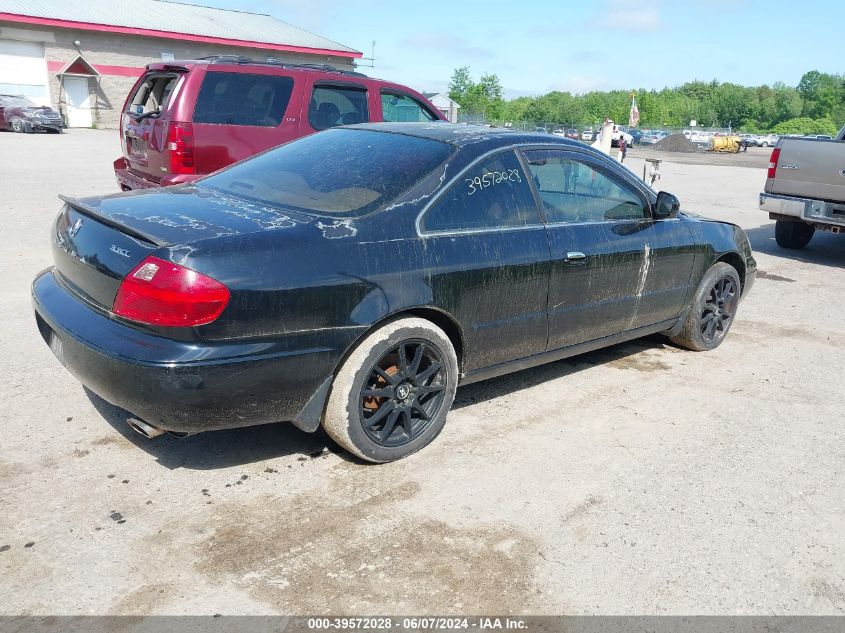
[1,129,843,615]
[631,144,772,169]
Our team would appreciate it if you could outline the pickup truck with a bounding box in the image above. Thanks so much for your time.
[759,125,845,248]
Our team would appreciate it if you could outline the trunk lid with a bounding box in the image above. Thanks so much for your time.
[52,186,314,309]
[52,202,159,310]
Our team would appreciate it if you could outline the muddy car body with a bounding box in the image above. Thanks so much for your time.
[33,123,756,461]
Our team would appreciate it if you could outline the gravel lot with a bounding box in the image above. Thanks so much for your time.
[1,129,843,615]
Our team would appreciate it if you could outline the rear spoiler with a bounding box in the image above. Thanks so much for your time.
[144,63,190,73]
[58,195,167,247]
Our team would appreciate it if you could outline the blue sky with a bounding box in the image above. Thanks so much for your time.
[187,0,844,98]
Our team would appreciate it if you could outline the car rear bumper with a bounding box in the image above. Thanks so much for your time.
[32,269,357,434]
[760,193,845,228]
[113,157,198,191]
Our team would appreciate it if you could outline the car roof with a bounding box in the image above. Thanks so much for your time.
[146,56,375,80]
[343,122,581,149]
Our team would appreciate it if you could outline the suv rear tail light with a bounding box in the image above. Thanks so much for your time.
[166,122,195,175]
[767,147,780,179]
[113,256,229,327]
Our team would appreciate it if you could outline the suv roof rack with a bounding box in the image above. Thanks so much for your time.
[197,55,368,78]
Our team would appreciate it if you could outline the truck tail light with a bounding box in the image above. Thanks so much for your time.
[767,147,780,179]
[113,256,229,327]
[166,122,195,175]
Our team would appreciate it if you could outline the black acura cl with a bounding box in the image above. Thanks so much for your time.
[33,124,755,462]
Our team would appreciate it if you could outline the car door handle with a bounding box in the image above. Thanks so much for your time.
[564,251,587,264]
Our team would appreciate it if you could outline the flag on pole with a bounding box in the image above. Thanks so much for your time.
[629,94,640,127]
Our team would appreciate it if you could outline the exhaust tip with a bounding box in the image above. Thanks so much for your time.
[127,418,165,439]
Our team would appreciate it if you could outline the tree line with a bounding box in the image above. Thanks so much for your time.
[447,67,844,135]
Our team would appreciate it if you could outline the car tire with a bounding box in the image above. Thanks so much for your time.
[760,142,768,147]
[775,219,814,249]
[322,317,459,463]
[10,118,24,133]
[670,262,742,352]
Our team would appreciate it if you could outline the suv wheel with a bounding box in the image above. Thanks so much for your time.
[775,219,814,249]
[322,317,459,463]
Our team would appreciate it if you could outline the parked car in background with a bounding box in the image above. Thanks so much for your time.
[683,129,712,145]
[755,133,779,147]
[0,94,63,133]
[113,55,446,191]
[738,133,758,146]
[564,128,580,140]
[36,124,755,462]
[642,131,668,144]
[760,125,845,249]
[534,126,547,133]
[581,128,595,141]
[610,124,634,148]
[627,128,644,145]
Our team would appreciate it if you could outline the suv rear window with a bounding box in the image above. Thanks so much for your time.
[199,128,453,217]
[127,74,179,116]
[193,71,294,127]
[309,85,369,130]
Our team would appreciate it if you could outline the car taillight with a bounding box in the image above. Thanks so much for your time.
[166,122,195,175]
[767,147,780,179]
[113,256,229,327]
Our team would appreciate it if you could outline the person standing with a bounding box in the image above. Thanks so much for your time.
[618,135,627,163]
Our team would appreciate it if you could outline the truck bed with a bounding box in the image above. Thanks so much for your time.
[765,132,845,203]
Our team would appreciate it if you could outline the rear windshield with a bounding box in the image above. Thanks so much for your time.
[127,74,179,116]
[199,128,454,217]
[193,71,294,127]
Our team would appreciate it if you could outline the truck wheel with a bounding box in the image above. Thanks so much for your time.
[670,263,741,352]
[775,219,814,249]
[322,317,458,463]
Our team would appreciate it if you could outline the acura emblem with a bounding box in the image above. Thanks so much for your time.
[68,218,83,237]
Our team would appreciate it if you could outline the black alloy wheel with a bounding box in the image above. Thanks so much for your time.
[700,275,738,346]
[359,340,446,447]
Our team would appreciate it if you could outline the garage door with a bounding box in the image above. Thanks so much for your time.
[0,39,50,106]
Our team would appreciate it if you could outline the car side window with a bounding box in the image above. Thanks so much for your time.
[421,150,539,233]
[309,85,369,130]
[380,91,437,122]
[192,72,294,126]
[523,150,647,223]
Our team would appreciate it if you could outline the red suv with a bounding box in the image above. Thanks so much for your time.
[113,56,446,190]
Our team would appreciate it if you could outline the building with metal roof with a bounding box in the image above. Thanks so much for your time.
[0,0,361,128]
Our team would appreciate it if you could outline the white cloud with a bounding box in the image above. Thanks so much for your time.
[549,75,609,95]
[400,33,494,61]
[604,0,662,32]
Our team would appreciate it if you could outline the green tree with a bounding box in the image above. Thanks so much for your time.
[771,116,839,136]
[448,66,473,105]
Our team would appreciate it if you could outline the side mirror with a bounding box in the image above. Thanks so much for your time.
[655,191,680,219]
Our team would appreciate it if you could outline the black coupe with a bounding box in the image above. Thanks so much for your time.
[33,124,756,462]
